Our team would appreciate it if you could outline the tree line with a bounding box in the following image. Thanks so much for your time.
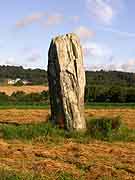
[85,85,135,103]
[1,85,135,104]
[0,91,49,105]
[1,65,135,87]
[0,65,47,85]
[1,66,135,103]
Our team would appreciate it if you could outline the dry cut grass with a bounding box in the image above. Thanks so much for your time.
[0,108,135,179]
[0,109,50,124]
[0,108,135,129]
[0,139,134,179]
[0,85,48,95]
[85,109,135,129]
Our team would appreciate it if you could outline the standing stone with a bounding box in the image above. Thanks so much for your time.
[47,33,86,131]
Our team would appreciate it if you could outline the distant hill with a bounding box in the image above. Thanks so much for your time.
[0,66,47,85]
[86,70,135,87]
[0,65,135,87]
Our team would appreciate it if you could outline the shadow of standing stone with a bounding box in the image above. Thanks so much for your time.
[47,33,86,131]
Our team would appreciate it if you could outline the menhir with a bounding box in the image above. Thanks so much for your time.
[48,33,86,131]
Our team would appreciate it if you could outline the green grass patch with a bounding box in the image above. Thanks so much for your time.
[55,171,78,180]
[1,102,135,109]
[0,122,64,141]
[0,121,91,144]
[85,102,135,109]
[87,116,135,141]
[0,168,43,180]
[87,116,121,139]
[0,117,135,143]
[0,168,78,180]
[0,104,49,109]
[0,113,86,143]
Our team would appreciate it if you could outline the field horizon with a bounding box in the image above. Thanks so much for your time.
[0,85,48,95]
[0,84,135,179]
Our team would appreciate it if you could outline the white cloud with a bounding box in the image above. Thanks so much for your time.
[15,12,45,29]
[120,59,135,72]
[0,57,20,66]
[71,16,80,23]
[15,12,63,29]
[15,12,81,30]
[85,63,120,71]
[5,57,16,65]
[75,26,94,41]
[83,42,112,58]
[27,52,41,62]
[85,59,135,72]
[21,48,42,62]
[45,13,63,26]
[100,27,135,38]
[86,0,117,24]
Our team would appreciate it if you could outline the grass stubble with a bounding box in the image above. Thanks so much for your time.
[0,116,135,179]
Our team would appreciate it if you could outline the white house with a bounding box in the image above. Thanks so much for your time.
[7,78,30,85]
[7,78,21,85]
[8,79,16,85]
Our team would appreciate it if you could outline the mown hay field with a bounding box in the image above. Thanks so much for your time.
[0,139,134,179]
[0,108,135,179]
[0,85,48,95]
[0,108,135,129]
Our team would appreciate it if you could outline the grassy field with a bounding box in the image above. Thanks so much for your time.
[0,104,50,109]
[2,103,135,110]
[0,118,134,179]
[0,85,48,95]
[0,108,135,129]
[0,96,135,179]
[85,102,135,109]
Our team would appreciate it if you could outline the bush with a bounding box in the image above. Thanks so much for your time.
[87,117,122,140]
[14,80,24,86]
[0,117,135,143]
[0,122,53,140]
[0,92,8,103]
[40,90,49,103]
[8,90,49,105]
[11,91,26,102]
[25,93,41,102]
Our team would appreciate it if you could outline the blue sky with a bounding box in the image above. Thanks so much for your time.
[0,0,135,71]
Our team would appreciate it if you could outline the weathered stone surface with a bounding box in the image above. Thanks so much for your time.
[47,33,86,131]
